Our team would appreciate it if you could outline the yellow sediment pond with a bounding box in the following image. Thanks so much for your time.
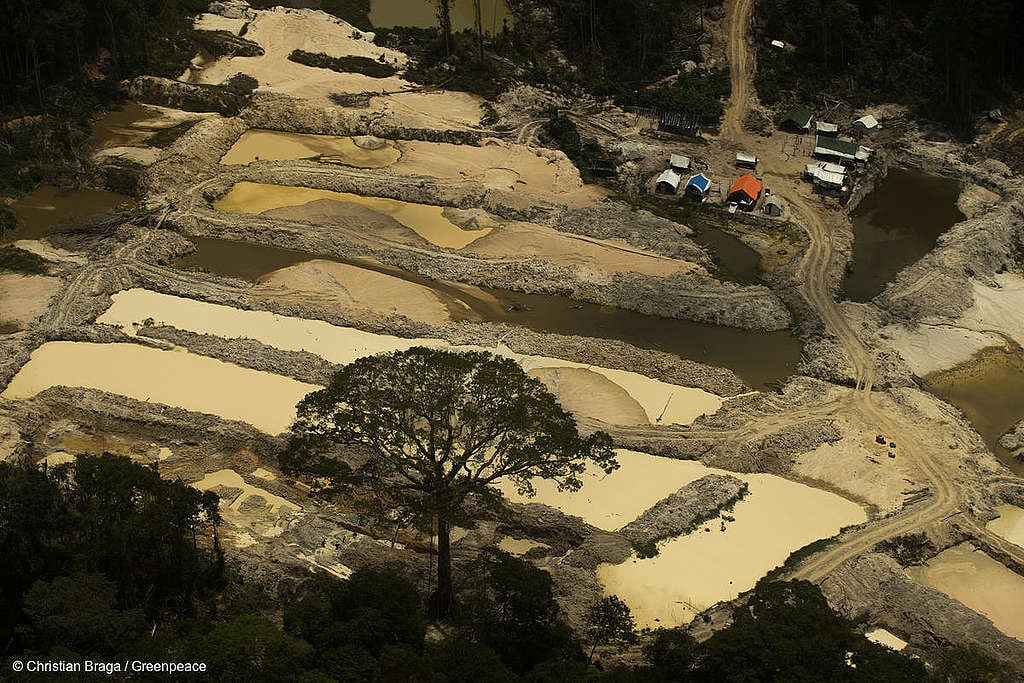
[906,543,1024,642]
[97,289,723,426]
[988,505,1024,548]
[597,470,866,628]
[497,450,865,628]
[1,342,318,434]
[214,181,490,249]
[220,130,401,167]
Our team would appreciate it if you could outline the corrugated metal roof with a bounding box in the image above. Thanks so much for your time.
[813,170,846,187]
[814,135,859,160]
[816,121,838,134]
[670,154,691,169]
[735,152,758,164]
[781,107,814,129]
[764,195,784,207]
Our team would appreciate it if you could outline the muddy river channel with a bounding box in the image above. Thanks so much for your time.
[175,237,803,389]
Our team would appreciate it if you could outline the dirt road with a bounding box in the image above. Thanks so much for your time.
[716,0,969,584]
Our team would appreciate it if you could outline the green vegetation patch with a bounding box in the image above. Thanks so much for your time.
[619,68,731,129]
[288,49,397,78]
[0,246,48,275]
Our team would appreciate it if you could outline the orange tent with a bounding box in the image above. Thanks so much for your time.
[728,173,763,202]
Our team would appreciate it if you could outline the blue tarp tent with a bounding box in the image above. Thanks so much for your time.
[684,173,711,199]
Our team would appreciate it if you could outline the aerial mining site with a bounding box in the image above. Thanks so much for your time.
[2,0,1024,679]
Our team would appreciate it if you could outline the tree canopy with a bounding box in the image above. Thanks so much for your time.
[282,346,616,617]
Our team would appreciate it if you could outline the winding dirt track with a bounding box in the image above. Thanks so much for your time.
[714,0,1024,582]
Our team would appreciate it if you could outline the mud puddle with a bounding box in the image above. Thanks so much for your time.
[906,543,1024,642]
[175,237,803,389]
[220,130,401,167]
[920,347,1024,475]
[7,185,131,242]
[844,168,964,301]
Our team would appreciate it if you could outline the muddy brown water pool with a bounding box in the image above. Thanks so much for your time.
[844,168,965,302]
[175,237,803,390]
[921,348,1024,476]
[7,185,131,242]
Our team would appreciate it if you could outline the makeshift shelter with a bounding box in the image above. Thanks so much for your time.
[806,164,846,191]
[815,121,839,136]
[814,135,860,162]
[727,173,763,210]
[780,107,814,132]
[735,152,758,168]
[655,168,682,194]
[669,154,691,172]
[684,173,711,200]
[853,114,879,131]
[763,195,785,216]
[770,40,786,49]
[588,160,617,178]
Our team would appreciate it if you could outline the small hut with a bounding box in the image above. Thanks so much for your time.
[853,114,879,132]
[655,168,682,194]
[727,173,763,211]
[684,173,711,201]
[669,154,691,173]
[780,107,814,133]
[735,152,758,168]
[815,121,839,136]
[763,195,785,216]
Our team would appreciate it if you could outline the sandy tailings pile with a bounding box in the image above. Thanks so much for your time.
[391,139,602,207]
[188,7,407,100]
[188,6,483,129]
[880,272,1024,376]
[214,182,491,249]
[256,259,451,325]
[498,449,866,628]
[528,367,649,425]
[0,274,61,329]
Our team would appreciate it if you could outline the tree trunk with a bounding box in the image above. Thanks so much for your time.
[438,0,453,58]
[474,0,484,67]
[431,516,454,619]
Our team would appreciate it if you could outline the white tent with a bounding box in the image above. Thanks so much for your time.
[854,114,879,130]
[655,169,682,194]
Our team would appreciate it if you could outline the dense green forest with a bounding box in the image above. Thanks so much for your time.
[755,0,1024,133]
